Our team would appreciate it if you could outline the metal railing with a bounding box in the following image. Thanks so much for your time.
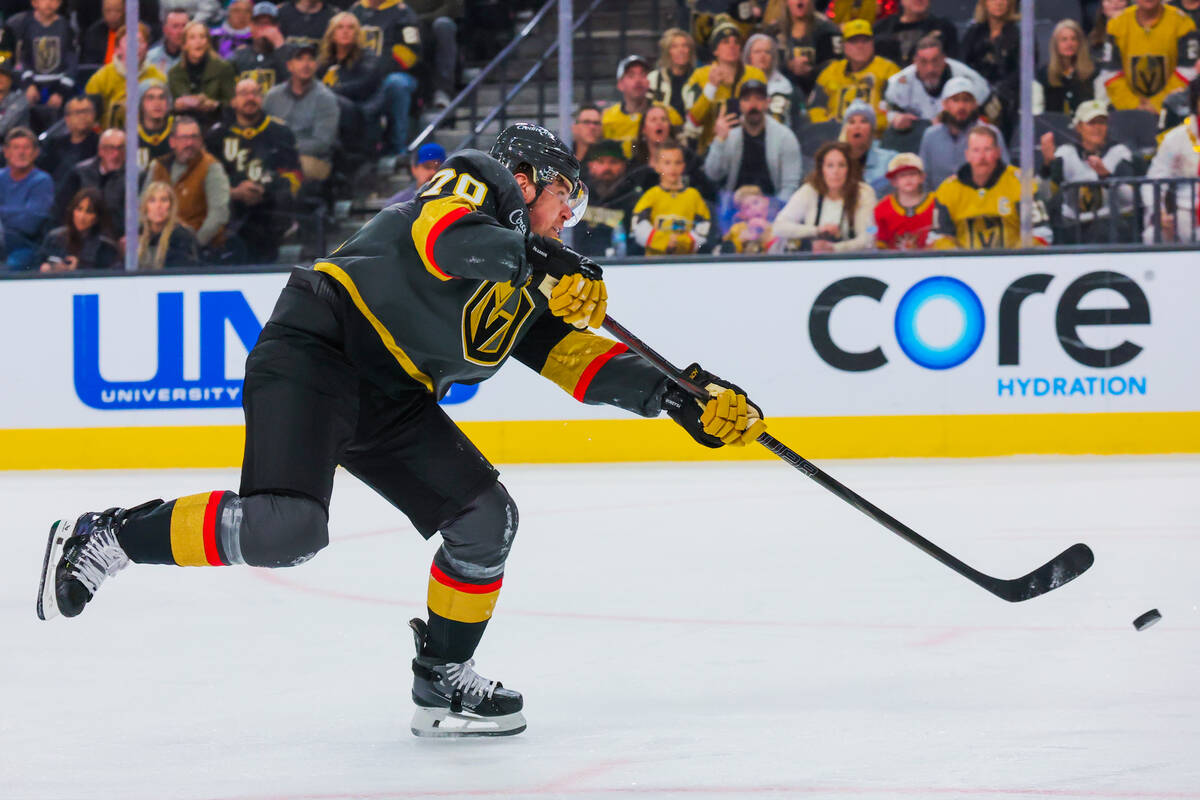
[1056,176,1200,245]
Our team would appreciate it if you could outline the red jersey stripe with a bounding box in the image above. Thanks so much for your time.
[573,343,629,402]
[423,206,472,280]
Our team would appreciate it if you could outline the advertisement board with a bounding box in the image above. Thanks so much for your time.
[1,250,1196,468]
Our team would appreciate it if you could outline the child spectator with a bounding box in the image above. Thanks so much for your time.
[147,9,190,75]
[37,187,118,272]
[36,95,98,184]
[212,0,255,59]
[683,20,767,153]
[7,0,76,127]
[137,180,201,269]
[169,20,237,127]
[1099,0,1197,113]
[632,139,712,255]
[0,126,54,270]
[721,184,777,253]
[137,79,174,170]
[763,0,843,98]
[1034,20,1096,115]
[605,54,683,157]
[873,152,934,249]
[774,140,877,252]
[874,0,960,65]
[808,20,899,135]
[231,2,292,93]
[648,28,696,120]
[84,23,166,128]
[743,32,795,123]
[0,60,31,142]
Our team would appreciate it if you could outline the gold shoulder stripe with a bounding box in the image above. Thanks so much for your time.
[313,262,435,393]
[411,194,476,281]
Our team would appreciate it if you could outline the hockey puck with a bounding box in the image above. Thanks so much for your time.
[1132,609,1162,631]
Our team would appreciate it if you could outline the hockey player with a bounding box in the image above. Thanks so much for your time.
[36,123,765,738]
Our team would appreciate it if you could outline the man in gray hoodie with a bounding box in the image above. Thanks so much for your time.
[263,42,339,180]
[702,79,801,202]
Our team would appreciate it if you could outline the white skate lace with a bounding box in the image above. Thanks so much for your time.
[69,518,130,594]
[445,659,498,699]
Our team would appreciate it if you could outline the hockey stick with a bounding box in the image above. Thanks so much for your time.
[597,313,1095,603]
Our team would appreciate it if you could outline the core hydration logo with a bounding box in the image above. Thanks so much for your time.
[73,291,478,409]
[809,270,1151,388]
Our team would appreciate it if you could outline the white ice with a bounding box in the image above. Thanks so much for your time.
[2,456,1198,800]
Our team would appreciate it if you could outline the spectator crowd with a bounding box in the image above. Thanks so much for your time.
[2,0,1200,271]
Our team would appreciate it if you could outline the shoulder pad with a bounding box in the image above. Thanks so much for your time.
[439,150,531,234]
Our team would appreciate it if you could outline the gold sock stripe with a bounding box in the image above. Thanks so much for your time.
[169,491,223,566]
[427,565,502,624]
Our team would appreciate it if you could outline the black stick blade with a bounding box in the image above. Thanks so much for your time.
[988,543,1095,602]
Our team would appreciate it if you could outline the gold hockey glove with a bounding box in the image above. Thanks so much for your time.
[663,363,766,448]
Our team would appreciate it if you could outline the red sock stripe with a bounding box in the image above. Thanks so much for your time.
[573,343,629,401]
[201,491,224,566]
[430,563,503,594]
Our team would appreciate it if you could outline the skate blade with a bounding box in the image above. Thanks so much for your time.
[36,519,74,621]
[410,706,526,738]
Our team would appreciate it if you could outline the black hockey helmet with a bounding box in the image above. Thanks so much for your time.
[491,122,588,227]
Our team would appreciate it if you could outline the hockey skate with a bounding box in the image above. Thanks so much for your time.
[409,618,526,738]
[37,508,135,621]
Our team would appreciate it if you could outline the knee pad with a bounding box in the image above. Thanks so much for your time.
[236,493,329,568]
[435,481,518,581]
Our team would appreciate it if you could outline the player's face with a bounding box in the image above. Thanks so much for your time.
[72,198,98,233]
[1055,26,1080,59]
[892,169,924,194]
[98,133,125,172]
[844,36,874,67]
[527,176,576,239]
[668,35,693,69]
[944,92,977,124]
[914,46,946,84]
[748,38,774,72]
[145,188,172,227]
[965,132,1000,174]
[3,136,36,170]
[655,148,686,187]
[142,88,169,122]
[821,149,849,192]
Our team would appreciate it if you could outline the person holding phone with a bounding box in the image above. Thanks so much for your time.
[37,187,118,272]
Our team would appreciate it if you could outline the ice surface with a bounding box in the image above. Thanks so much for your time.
[2,456,1198,800]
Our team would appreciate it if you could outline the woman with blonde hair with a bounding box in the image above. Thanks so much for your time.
[1033,19,1095,115]
[137,182,200,270]
[648,28,696,119]
[168,19,236,127]
[318,12,385,105]
[773,141,876,252]
[743,32,794,123]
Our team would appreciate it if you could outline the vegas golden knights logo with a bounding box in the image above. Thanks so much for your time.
[35,36,61,73]
[239,68,276,94]
[966,216,1004,249]
[362,26,384,57]
[1077,184,1103,214]
[461,281,535,366]
[1130,55,1167,97]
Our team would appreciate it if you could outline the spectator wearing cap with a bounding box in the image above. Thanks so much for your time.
[137,79,175,171]
[648,28,696,121]
[763,0,843,98]
[571,104,603,163]
[703,78,802,202]
[36,95,98,186]
[1033,20,1096,115]
[917,76,1008,188]
[774,140,877,252]
[278,0,337,50]
[385,141,446,204]
[575,138,643,258]
[1098,0,1197,114]
[884,33,990,130]
[168,20,237,128]
[808,20,899,135]
[0,127,54,270]
[231,3,292,94]
[55,127,132,233]
[1143,80,1200,242]
[264,42,340,180]
[213,0,256,60]
[873,0,959,66]
[603,55,684,158]
[85,23,168,129]
[1038,99,1135,243]
[743,32,795,124]
[841,100,898,194]
[148,9,191,76]
[0,60,31,144]
[874,152,935,248]
[682,20,768,153]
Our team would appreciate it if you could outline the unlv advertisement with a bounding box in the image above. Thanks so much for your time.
[0,250,1192,432]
